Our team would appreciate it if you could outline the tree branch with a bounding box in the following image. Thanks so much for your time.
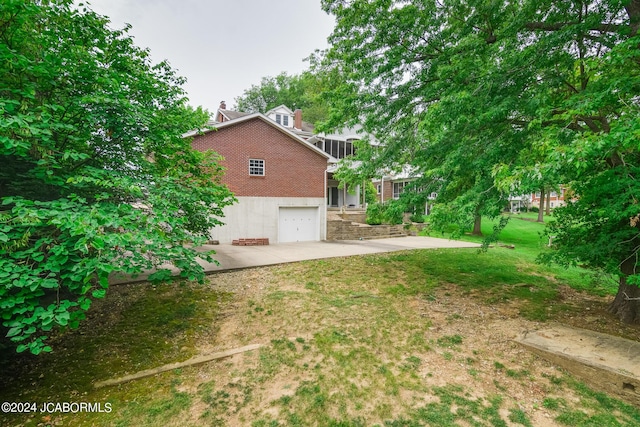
[524,22,624,34]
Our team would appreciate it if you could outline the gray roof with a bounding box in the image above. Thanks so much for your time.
[219,109,251,121]
[300,121,314,133]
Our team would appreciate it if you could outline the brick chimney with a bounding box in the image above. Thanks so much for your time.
[294,109,302,130]
[219,100,227,110]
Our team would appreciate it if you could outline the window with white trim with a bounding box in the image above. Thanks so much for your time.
[249,159,265,176]
[282,115,289,126]
[393,181,410,199]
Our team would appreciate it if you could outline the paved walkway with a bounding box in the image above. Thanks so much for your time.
[110,236,479,284]
[195,236,479,272]
[516,324,640,406]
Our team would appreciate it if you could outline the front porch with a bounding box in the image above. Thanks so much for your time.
[326,171,365,208]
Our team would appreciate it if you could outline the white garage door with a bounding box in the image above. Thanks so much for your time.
[278,207,319,243]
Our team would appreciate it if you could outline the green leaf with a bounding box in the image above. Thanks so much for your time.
[0,0,234,354]
[5,327,21,338]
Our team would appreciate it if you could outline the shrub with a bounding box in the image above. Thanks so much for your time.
[366,203,384,225]
[410,213,426,223]
[384,201,405,225]
[365,201,404,225]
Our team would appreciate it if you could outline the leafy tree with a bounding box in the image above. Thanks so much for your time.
[0,0,235,354]
[234,72,300,113]
[234,68,344,125]
[322,0,640,322]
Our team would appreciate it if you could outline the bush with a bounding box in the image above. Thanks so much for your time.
[529,207,539,213]
[366,203,384,225]
[366,201,404,225]
[410,213,426,223]
[384,201,405,225]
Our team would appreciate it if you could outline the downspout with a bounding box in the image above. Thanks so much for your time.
[323,167,328,240]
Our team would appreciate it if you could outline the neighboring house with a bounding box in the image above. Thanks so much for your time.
[507,195,530,213]
[187,111,332,244]
[506,187,571,213]
[531,187,569,210]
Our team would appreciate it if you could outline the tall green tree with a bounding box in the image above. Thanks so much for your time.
[234,69,343,125]
[322,0,640,322]
[0,0,235,354]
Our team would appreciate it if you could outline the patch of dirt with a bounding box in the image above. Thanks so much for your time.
[176,266,640,426]
[3,260,639,427]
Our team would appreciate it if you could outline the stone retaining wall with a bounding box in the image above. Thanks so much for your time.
[327,219,408,240]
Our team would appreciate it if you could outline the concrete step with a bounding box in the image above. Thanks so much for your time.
[514,324,640,406]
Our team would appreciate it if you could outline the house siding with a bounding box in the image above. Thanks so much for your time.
[191,118,327,198]
[531,187,569,209]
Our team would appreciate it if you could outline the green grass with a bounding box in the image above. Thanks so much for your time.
[0,215,636,426]
[423,213,618,297]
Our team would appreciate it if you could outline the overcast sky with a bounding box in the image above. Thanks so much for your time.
[86,0,336,115]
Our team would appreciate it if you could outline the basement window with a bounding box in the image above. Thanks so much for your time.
[249,159,265,176]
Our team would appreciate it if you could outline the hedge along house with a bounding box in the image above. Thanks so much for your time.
[187,112,333,243]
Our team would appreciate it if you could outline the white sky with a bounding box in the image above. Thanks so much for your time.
[85,0,335,115]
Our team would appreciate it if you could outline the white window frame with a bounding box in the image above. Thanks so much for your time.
[249,159,265,176]
[275,114,282,124]
[393,181,410,199]
[282,115,289,126]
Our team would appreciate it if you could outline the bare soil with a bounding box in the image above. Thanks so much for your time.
[171,265,639,426]
[4,260,640,427]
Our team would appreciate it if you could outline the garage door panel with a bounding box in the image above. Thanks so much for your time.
[278,207,319,243]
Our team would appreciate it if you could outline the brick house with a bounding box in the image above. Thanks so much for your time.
[188,112,332,243]
[531,187,569,210]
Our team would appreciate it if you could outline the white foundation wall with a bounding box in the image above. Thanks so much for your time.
[209,196,327,244]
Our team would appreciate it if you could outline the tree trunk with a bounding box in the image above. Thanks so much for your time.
[537,187,545,222]
[610,267,640,326]
[609,257,640,323]
[471,215,482,236]
[545,190,551,215]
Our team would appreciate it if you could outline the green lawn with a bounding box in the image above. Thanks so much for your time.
[422,212,618,297]
[0,214,636,427]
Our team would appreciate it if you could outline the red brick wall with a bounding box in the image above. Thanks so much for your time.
[530,187,568,207]
[191,118,327,197]
[372,180,394,203]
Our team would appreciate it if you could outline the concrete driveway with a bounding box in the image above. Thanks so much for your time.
[110,236,479,284]
[196,236,480,272]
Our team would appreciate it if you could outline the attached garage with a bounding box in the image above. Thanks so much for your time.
[278,207,320,243]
